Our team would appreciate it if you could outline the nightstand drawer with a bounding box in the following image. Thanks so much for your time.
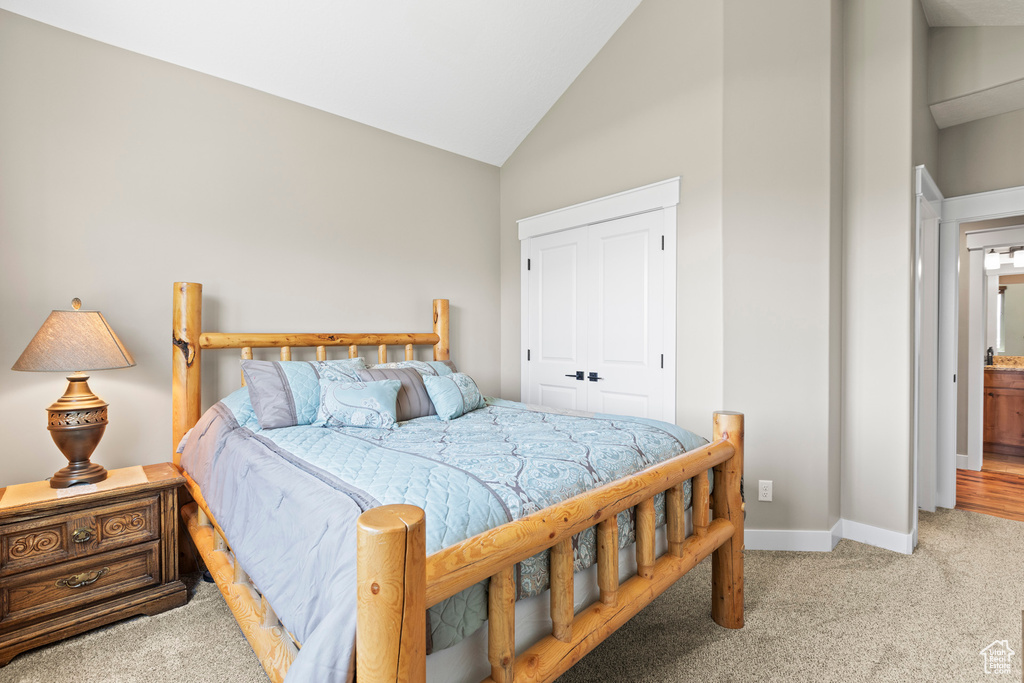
[0,541,160,631]
[0,495,160,576]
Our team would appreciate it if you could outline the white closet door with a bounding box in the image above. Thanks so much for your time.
[525,210,668,420]
[585,211,664,419]
[525,226,588,411]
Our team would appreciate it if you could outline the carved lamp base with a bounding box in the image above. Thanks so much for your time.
[46,374,109,488]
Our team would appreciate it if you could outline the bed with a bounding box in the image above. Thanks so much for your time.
[170,281,744,683]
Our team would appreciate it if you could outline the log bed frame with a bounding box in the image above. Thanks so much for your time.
[170,281,744,683]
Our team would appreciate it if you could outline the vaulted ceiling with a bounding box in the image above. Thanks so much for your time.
[0,1,641,166]
[1,1,1021,165]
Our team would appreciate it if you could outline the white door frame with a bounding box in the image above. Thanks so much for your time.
[941,184,1024,473]
[914,166,944,514]
[518,178,680,419]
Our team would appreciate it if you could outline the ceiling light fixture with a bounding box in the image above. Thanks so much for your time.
[985,250,1001,270]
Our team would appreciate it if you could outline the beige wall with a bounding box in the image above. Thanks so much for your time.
[913,0,939,174]
[0,12,500,486]
[3,2,932,543]
[502,0,859,536]
[939,109,1024,197]
[499,0,725,438]
[928,27,1024,105]
[722,0,843,532]
[842,0,915,534]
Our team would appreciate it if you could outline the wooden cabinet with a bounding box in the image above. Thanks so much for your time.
[0,463,187,666]
[984,368,1024,457]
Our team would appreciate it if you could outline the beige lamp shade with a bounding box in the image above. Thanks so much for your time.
[12,306,135,372]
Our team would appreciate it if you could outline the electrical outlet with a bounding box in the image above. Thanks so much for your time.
[758,480,773,502]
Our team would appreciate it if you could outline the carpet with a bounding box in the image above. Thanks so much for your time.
[2,508,1020,682]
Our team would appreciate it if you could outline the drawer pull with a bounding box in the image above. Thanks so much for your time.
[72,528,95,544]
[55,567,108,589]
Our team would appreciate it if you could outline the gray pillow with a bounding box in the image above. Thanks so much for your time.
[356,366,436,422]
[369,360,457,377]
[242,358,366,429]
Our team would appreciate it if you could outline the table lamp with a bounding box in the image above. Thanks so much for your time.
[12,298,135,487]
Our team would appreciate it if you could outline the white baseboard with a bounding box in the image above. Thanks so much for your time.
[956,453,969,469]
[746,518,912,554]
[836,519,914,554]
[745,520,842,552]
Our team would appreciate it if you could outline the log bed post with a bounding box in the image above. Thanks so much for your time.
[357,505,427,683]
[433,299,449,361]
[711,411,744,629]
[172,282,202,466]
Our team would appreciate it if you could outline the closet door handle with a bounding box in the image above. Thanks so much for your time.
[588,372,603,382]
[565,371,584,381]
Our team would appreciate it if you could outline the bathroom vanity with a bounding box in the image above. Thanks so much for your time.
[984,357,1024,457]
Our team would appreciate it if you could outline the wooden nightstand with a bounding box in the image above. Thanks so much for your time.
[0,462,188,665]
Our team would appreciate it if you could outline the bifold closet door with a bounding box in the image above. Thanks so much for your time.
[525,210,667,420]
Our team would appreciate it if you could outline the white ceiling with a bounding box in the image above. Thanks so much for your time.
[921,0,1024,26]
[921,0,1024,128]
[0,1,642,166]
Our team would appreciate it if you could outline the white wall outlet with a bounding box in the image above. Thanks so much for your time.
[758,480,773,502]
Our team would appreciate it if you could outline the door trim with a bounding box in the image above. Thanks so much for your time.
[517,178,681,240]
[940,183,1024,476]
[914,165,943,519]
[519,178,680,421]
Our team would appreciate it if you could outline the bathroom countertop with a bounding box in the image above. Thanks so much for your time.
[988,365,1024,372]
[990,356,1024,370]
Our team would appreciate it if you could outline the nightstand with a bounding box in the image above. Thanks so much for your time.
[0,462,188,665]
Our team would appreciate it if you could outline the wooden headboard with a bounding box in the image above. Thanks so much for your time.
[170,282,450,466]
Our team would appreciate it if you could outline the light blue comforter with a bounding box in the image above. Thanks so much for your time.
[180,389,708,682]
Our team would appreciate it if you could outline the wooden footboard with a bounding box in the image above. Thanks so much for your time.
[170,282,744,683]
[357,412,744,683]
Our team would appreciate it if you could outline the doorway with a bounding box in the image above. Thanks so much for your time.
[935,184,1024,522]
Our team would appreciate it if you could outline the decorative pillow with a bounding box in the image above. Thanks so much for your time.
[356,367,436,421]
[242,358,366,429]
[422,373,485,421]
[369,360,457,377]
[314,379,401,429]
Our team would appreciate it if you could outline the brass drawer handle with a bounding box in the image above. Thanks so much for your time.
[72,528,95,544]
[55,567,108,589]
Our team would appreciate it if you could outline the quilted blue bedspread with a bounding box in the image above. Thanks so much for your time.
[180,389,709,682]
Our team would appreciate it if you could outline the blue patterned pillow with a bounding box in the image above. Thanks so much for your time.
[242,358,366,429]
[314,379,401,429]
[422,373,485,421]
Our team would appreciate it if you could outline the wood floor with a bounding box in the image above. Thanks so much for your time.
[955,453,1024,522]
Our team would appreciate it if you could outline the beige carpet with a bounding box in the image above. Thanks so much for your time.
[3,508,1021,682]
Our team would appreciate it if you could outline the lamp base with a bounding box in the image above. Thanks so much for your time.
[46,374,110,489]
[50,461,108,488]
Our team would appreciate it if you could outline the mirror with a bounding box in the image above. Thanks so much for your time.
[1000,281,1024,355]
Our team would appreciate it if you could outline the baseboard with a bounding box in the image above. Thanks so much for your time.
[839,519,914,555]
[746,519,913,554]
[745,520,842,552]
[957,453,969,469]
[831,518,843,549]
